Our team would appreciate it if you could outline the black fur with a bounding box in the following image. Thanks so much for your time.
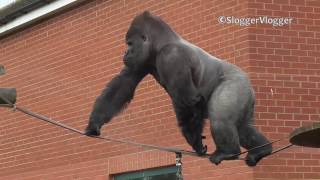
[85,67,147,136]
[85,11,272,166]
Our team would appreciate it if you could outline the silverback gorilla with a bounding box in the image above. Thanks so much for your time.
[85,11,272,166]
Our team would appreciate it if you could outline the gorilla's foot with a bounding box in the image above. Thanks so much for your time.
[84,124,101,136]
[209,150,239,165]
[246,145,272,166]
[195,145,207,156]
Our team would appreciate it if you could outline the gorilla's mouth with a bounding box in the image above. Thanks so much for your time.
[123,57,132,67]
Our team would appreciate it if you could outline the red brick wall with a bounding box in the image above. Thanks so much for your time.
[0,0,319,179]
[247,0,320,179]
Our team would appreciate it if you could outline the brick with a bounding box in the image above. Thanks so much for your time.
[283,43,298,49]
[258,48,275,54]
[281,5,297,11]
[273,10,290,17]
[248,3,264,9]
[281,30,302,37]
[265,4,281,10]
[306,0,320,7]
[250,41,265,47]
[298,6,314,12]
[288,173,303,179]
[288,160,303,166]
[290,0,306,6]
[291,37,306,43]
[256,0,272,3]
[284,120,300,126]
[299,32,315,39]
[274,0,289,4]
[304,173,320,179]
[275,49,291,55]
[266,42,282,48]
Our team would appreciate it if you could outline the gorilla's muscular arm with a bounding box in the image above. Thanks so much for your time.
[85,67,147,136]
[174,104,207,155]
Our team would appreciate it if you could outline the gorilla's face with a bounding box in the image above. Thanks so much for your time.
[124,27,151,70]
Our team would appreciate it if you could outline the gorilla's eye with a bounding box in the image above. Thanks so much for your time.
[127,41,133,46]
[142,35,147,41]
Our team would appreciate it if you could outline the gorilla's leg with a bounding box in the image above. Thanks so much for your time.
[239,125,272,166]
[207,80,247,165]
[209,118,241,165]
[239,106,272,166]
[174,104,207,156]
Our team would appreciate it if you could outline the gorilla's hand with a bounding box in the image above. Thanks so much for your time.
[193,135,208,156]
[195,144,207,156]
[84,123,101,136]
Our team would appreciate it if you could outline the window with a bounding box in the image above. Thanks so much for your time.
[114,166,178,180]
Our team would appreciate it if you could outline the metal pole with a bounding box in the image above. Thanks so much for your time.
[175,153,183,180]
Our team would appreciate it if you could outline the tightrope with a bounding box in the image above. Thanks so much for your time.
[0,94,293,161]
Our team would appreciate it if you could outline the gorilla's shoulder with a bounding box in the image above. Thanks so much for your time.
[159,42,189,54]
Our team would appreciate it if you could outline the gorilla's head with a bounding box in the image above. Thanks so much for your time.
[123,12,153,70]
[123,11,180,70]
